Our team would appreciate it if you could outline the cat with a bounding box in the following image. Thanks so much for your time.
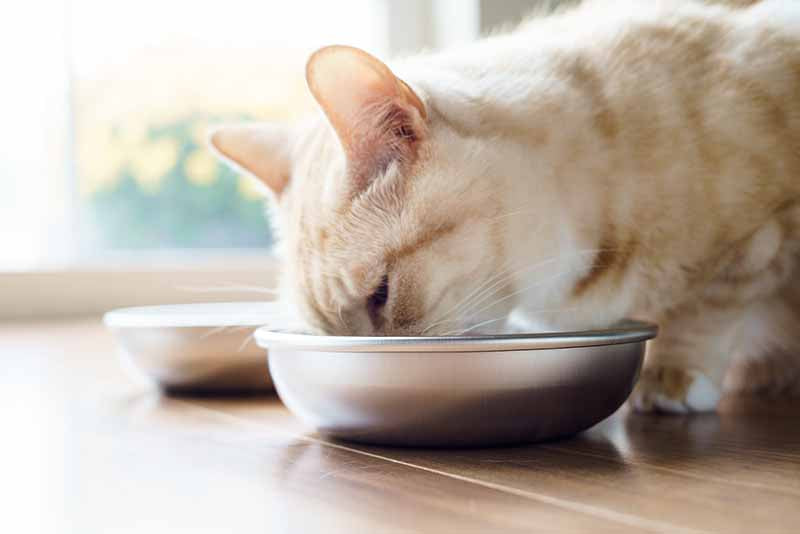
[209,0,800,414]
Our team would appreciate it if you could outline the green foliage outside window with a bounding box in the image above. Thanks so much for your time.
[86,114,273,249]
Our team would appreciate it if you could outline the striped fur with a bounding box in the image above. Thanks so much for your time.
[212,0,800,412]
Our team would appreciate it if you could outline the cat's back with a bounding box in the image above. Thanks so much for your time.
[517,0,800,182]
[599,0,800,127]
[422,0,799,136]
[508,1,798,92]
[517,0,799,84]
[497,1,800,256]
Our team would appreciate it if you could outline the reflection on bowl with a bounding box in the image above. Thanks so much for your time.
[256,321,657,447]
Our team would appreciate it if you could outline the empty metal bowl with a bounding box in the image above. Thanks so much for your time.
[255,321,657,447]
[105,302,279,394]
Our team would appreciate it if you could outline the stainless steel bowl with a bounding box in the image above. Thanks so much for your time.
[105,302,278,394]
[256,321,657,447]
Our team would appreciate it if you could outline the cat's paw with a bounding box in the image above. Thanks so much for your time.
[629,366,720,414]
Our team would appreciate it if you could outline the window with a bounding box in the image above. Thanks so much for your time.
[72,0,396,254]
[2,0,389,270]
[3,0,551,317]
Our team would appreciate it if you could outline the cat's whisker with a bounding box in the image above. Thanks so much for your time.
[421,257,521,333]
[422,254,560,335]
[488,208,546,223]
[453,260,542,318]
[440,316,509,336]
[236,331,256,353]
[197,317,291,341]
[437,301,590,337]
[451,267,585,333]
[451,248,599,325]
[442,257,521,316]
[431,244,628,335]
[459,270,577,325]
[422,252,571,334]
[420,317,464,332]
[198,323,259,340]
[198,325,233,340]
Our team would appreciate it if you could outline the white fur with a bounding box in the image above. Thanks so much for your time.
[685,372,722,412]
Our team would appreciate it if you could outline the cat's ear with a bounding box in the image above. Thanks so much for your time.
[306,45,427,191]
[208,124,291,197]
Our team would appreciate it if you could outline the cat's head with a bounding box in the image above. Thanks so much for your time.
[210,46,518,336]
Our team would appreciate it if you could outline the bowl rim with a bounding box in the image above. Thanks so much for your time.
[255,320,658,353]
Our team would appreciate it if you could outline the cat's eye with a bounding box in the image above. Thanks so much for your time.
[366,275,390,326]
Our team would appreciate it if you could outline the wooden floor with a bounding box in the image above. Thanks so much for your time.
[2,320,799,533]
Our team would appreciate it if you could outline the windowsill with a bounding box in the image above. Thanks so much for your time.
[0,252,281,320]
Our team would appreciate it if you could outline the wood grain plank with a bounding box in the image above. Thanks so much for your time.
[192,398,684,532]
[0,320,645,534]
[79,393,639,534]
[209,391,800,534]
[5,320,800,534]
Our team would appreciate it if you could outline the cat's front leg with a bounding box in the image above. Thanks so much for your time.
[629,364,721,414]
[628,307,731,414]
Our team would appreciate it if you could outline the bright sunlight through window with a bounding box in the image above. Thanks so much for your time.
[0,0,388,269]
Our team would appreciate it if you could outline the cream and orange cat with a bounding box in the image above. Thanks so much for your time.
[210,0,800,413]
